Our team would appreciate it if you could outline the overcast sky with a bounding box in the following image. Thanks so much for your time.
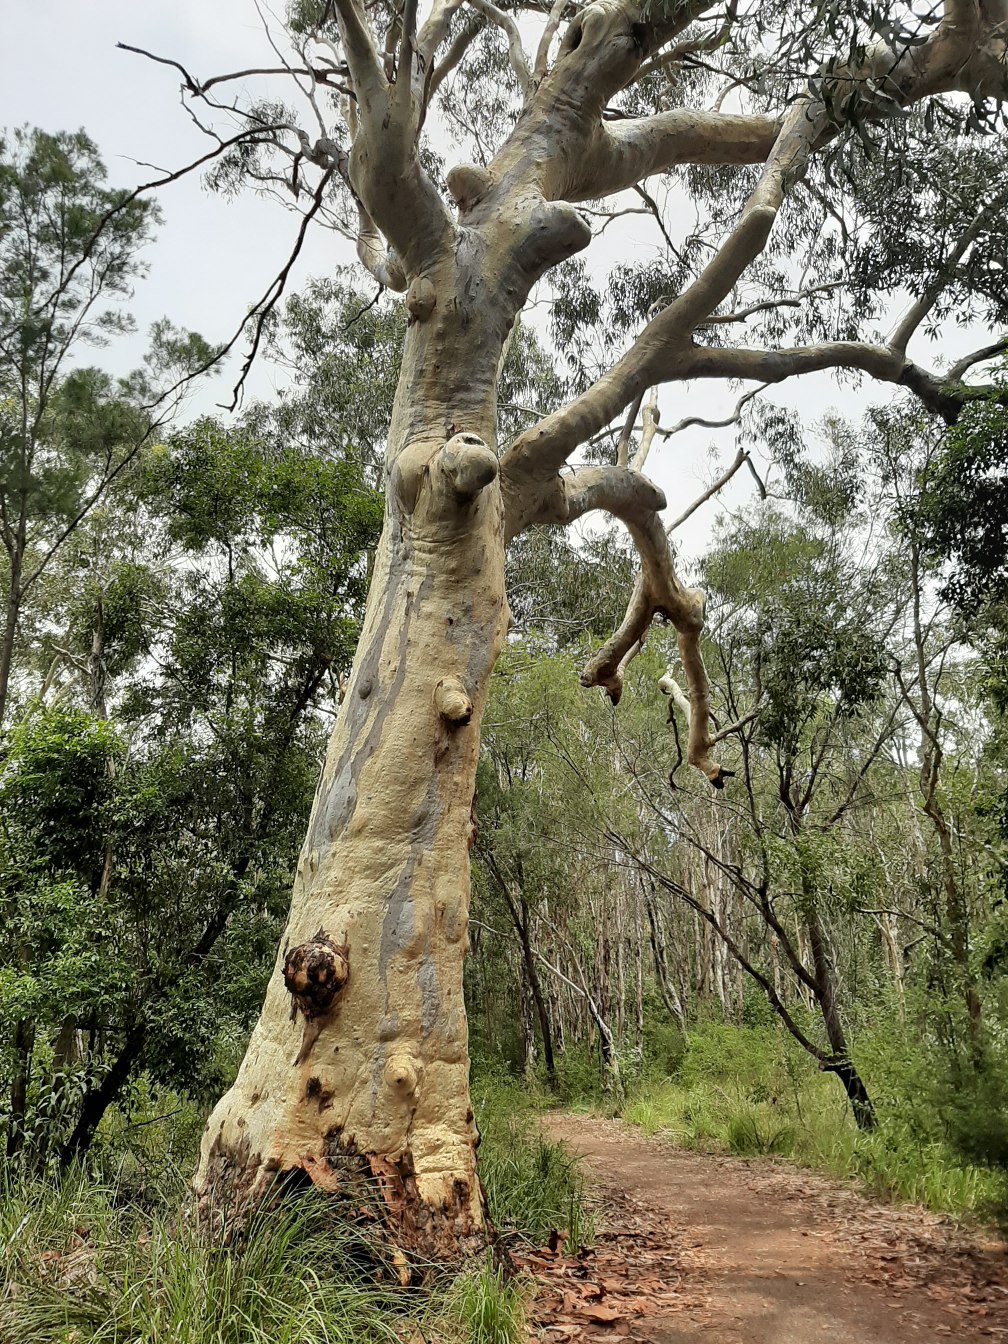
[0,0,355,405]
[0,2,988,561]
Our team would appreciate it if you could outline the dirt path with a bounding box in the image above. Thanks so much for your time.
[520,1114,1008,1343]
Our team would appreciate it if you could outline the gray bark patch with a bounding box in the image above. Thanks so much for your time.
[416,959,442,1035]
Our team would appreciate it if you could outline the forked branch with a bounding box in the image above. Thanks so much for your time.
[560,465,729,787]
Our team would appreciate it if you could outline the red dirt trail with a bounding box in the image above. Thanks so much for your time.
[521,1114,1008,1343]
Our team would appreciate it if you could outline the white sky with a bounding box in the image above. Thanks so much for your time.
[0,1,990,563]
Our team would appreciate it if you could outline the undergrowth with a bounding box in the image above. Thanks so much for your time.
[0,1076,587,1344]
[0,1167,408,1344]
[616,1020,1008,1220]
[446,1255,527,1344]
[473,1072,595,1251]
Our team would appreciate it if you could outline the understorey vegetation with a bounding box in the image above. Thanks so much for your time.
[4,0,1008,1323]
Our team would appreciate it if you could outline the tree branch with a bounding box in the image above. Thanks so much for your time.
[501,0,1006,504]
[568,108,782,202]
[947,334,1008,381]
[469,0,533,96]
[680,339,1008,424]
[889,201,1002,353]
[668,445,754,532]
[556,464,728,787]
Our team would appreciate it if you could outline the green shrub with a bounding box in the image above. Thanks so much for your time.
[852,1120,1006,1215]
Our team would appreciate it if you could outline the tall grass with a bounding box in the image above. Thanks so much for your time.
[616,1021,1007,1220]
[474,1074,595,1250]
[1,1075,591,1344]
[1,1166,407,1344]
[445,1256,527,1344]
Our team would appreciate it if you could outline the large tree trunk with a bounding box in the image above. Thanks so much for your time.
[194,281,511,1258]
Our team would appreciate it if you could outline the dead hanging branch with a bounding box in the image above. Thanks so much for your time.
[221,168,335,410]
[559,466,731,789]
[668,445,763,533]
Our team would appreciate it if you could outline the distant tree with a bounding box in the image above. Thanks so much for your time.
[0,126,211,730]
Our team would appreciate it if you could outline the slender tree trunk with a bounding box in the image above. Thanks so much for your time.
[520,967,537,1079]
[485,856,557,1082]
[61,1023,147,1164]
[6,1017,35,1160]
[805,901,875,1130]
[0,543,23,732]
[633,897,644,1065]
[907,540,982,1043]
[643,878,686,1033]
[519,898,557,1082]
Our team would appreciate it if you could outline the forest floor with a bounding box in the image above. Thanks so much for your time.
[515,1113,1008,1344]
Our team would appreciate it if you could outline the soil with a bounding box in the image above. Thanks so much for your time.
[515,1113,1008,1343]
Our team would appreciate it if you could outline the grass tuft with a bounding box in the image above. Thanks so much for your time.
[474,1078,595,1251]
[444,1255,527,1344]
[1,1167,407,1344]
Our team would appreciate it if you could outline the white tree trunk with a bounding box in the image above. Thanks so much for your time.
[195,286,510,1256]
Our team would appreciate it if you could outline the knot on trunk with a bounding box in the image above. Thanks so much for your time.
[440,433,499,502]
[516,200,592,278]
[446,162,493,212]
[383,1052,420,1095]
[406,276,437,323]
[284,930,349,1022]
[434,674,473,725]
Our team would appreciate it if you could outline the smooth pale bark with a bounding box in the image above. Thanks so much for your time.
[194,236,518,1254]
[197,450,508,1253]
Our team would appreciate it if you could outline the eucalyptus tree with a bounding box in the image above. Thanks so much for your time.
[139,0,1008,1252]
[0,126,215,730]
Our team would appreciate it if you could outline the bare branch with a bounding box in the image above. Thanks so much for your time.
[631,389,660,472]
[568,109,782,202]
[947,333,1008,381]
[331,0,454,273]
[332,0,388,113]
[615,390,645,469]
[503,1,1006,510]
[533,0,568,84]
[697,281,845,327]
[469,0,533,96]
[667,446,754,532]
[423,15,483,113]
[416,0,465,70]
[622,840,831,1063]
[889,201,1002,353]
[216,168,336,412]
[557,465,728,787]
[656,383,765,440]
[680,339,1008,423]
